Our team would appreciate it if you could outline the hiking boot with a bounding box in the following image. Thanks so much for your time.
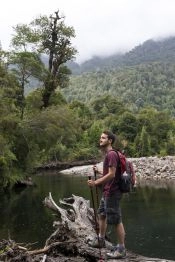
[106,246,126,259]
[88,236,105,248]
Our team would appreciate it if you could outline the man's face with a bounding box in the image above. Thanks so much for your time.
[99,133,111,148]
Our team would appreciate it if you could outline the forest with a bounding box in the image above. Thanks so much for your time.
[0,10,175,189]
[63,62,175,116]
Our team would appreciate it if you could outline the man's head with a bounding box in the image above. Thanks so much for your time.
[99,130,116,149]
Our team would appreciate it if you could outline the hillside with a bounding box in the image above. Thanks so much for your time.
[62,37,175,115]
[62,61,175,115]
[68,36,175,74]
[122,37,175,66]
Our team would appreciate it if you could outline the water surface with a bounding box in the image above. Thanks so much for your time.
[0,172,174,260]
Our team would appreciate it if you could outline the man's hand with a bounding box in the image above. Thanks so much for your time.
[87,179,96,187]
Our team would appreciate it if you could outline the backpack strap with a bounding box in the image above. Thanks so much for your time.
[109,149,122,178]
[114,150,121,170]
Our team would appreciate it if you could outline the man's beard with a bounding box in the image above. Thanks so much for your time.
[99,143,108,151]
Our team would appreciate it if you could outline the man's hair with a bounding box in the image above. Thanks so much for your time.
[103,130,116,145]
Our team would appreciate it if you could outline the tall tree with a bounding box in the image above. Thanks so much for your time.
[31,10,77,107]
[10,10,77,109]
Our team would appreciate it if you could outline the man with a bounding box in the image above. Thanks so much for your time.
[87,130,126,259]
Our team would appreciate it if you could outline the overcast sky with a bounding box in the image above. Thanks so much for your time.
[1,0,175,63]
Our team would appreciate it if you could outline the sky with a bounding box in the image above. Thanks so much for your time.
[1,0,175,63]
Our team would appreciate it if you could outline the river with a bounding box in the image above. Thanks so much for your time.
[0,171,175,260]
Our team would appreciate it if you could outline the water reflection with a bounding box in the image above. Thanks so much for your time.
[120,181,175,260]
[0,172,175,260]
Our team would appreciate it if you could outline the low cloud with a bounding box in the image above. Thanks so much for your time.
[1,0,175,63]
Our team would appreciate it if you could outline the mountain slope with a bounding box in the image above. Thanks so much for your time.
[68,36,175,74]
[62,61,175,115]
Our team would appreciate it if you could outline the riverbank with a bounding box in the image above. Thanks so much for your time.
[35,159,98,172]
[132,155,175,186]
[60,155,175,184]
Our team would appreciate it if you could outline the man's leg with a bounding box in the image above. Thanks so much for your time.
[116,222,125,246]
[106,222,126,258]
[106,195,126,258]
[88,198,106,248]
[98,215,107,238]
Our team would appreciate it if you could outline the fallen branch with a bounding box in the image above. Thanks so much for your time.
[28,240,77,255]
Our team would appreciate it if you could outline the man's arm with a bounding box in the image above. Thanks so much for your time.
[88,166,116,187]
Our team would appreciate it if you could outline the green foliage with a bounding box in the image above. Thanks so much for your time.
[18,105,81,168]
[10,10,77,110]
[165,130,175,155]
[87,121,104,146]
[48,141,68,162]
[25,89,44,114]
[49,90,67,106]
[62,62,175,116]
[0,63,23,186]
[135,126,151,157]
[91,95,126,118]
[9,51,45,119]
[0,134,19,187]
[30,11,77,107]
[69,100,93,129]
[11,24,40,49]
[116,112,138,142]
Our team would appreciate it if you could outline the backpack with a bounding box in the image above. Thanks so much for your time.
[115,151,135,193]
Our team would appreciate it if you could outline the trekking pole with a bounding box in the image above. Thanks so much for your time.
[88,176,104,262]
[94,169,99,207]
[88,175,99,232]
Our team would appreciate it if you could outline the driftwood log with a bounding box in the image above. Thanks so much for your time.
[0,193,174,262]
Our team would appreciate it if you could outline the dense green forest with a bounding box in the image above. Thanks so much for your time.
[63,62,175,115]
[0,11,175,189]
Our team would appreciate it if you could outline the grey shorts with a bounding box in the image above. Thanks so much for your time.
[97,194,122,225]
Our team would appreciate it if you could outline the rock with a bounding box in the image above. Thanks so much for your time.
[59,156,175,186]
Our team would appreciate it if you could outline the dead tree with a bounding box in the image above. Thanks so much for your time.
[0,193,174,262]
